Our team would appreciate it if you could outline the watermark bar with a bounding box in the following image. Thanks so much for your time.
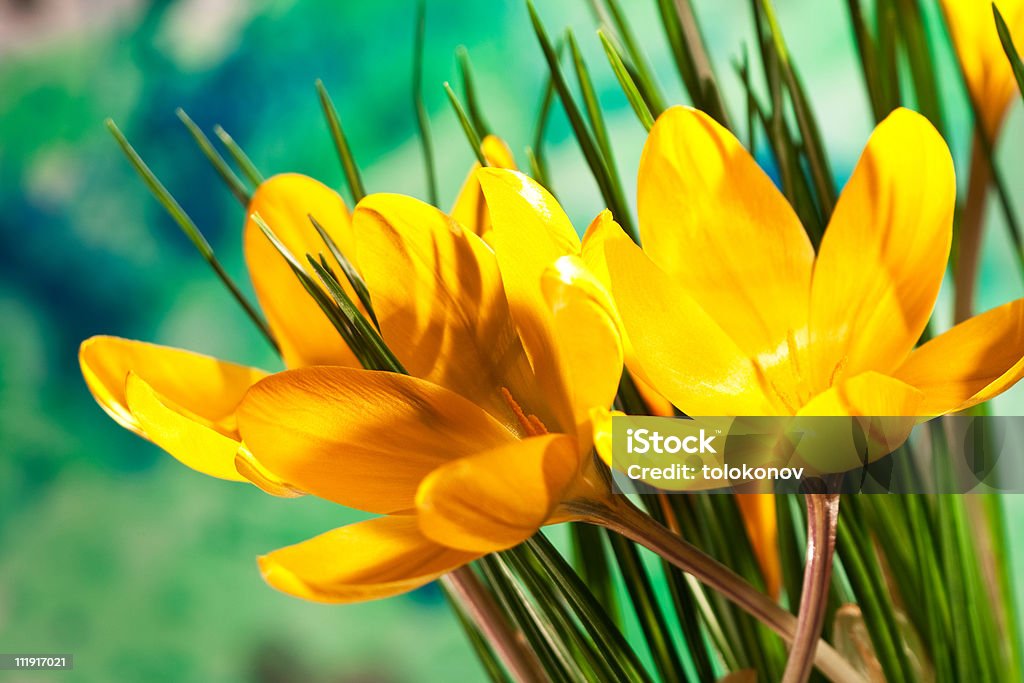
[0,654,74,670]
[610,415,1024,494]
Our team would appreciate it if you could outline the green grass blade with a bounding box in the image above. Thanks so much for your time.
[892,0,947,137]
[316,79,367,204]
[756,0,837,219]
[654,0,730,126]
[598,29,655,131]
[595,0,666,114]
[444,81,488,166]
[412,0,439,207]
[608,533,689,682]
[213,125,265,187]
[529,532,654,683]
[107,119,277,352]
[995,3,1024,104]
[526,0,637,241]
[442,585,513,683]
[456,46,491,137]
[176,109,251,205]
[307,215,380,331]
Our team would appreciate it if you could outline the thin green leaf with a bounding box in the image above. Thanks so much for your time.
[608,533,689,682]
[443,81,488,166]
[756,0,837,219]
[598,29,655,131]
[995,3,1024,104]
[503,545,617,682]
[477,556,577,683]
[877,0,902,112]
[845,0,887,122]
[892,0,947,137]
[457,46,491,137]
[316,79,367,203]
[307,215,380,331]
[568,30,613,161]
[593,0,666,114]
[175,109,250,205]
[526,0,637,241]
[655,0,730,126]
[412,0,439,207]
[529,533,653,683]
[213,124,264,187]
[107,119,277,352]
[442,585,513,683]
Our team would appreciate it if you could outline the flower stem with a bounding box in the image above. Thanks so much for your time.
[442,567,546,683]
[575,495,862,683]
[783,491,841,683]
[954,134,990,323]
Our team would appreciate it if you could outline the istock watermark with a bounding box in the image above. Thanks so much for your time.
[610,415,1024,494]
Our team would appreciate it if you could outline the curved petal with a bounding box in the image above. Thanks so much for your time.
[450,135,517,238]
[260,516,478,603]
[236,367,515,514]
[894,297,1024,414]
[478,168,581,431]
[809,109,954,391]
[601,220,779,416]
[542,255,623,434]
[79,335,266,436]
[941,0,1024,136]
[124,372,246,482]
[353,193,552,432]
[244,173,359,368]
[415,434,579,552]
[638,106,814,397]
[794,372,923,472]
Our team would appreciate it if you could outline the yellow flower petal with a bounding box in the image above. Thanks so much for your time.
[353,193,554,432]
[244,173,360,368]
[236,367,515,514]
[795,372,923,472]
[123,372,247,482]
[600,219,778,416]
[637,106,814,402]
[415,434,579,552]
[79,335,266,436]
[541,254,623,433]
[260,516,478,603]
[809,109,954,391]
[942,0,1024,136]
[589,406,623,467]
[450,135,517,238]
[894,297,1024,414]
[479,168,582,431]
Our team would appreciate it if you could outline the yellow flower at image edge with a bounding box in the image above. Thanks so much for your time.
[81,169,625,602]
[583,105,1024,428]
[942,0,1024,136]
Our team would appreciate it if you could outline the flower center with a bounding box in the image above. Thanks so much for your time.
[501,387,548,437]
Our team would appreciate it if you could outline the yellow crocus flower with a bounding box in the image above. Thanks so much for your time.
[82,172,624,601]
[584,105,1024,423]
[942,0,1024,137]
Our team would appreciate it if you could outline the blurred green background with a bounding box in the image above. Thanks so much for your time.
[2,0,1024,681]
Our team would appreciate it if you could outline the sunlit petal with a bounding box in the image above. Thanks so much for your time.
[638,106,814,400]
[809,109,954,390]
[894,298,1024,414]
[79,335,266,436]
[244,173,360,368]
[260,516,478,603]
[236,366,515,514]
[601,219,778,416]
[479,168,580,431]
[415,434,579,552]
[353,193,552,432]
[450,135,517,238]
